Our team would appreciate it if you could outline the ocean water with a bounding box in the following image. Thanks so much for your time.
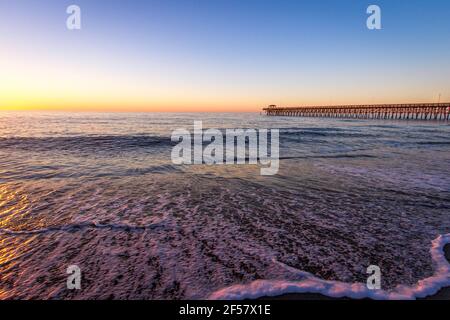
[0,112,449,299]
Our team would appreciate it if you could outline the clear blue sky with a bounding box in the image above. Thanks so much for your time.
[1,0,449,111]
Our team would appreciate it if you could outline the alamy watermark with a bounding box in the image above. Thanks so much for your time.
[65,5,381,31]
[366,265,381,290]
[367,5,382,30]
[66,265,81,290]
[66,5,81,30]
[171,121,279,175]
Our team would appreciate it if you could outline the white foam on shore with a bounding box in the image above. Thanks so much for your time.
[208,233,450,300]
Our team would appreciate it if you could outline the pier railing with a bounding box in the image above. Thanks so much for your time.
[263,103,450,121]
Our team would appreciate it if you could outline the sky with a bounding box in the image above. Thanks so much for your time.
[0,0,449,112]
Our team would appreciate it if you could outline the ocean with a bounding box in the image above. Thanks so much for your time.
[0,112,449,299]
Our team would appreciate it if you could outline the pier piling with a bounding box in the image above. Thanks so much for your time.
[263,103,450,121]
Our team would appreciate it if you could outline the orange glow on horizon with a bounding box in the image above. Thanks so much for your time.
[1,95,447,113]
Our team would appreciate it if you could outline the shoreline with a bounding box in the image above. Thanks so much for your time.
[258,244,450,301]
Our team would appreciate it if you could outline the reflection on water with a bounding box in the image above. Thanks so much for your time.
[0,185,33,301]
[0,185,31,230]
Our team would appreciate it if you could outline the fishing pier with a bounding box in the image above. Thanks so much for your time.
[263,103,450,121]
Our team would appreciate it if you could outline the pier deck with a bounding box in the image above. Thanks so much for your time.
[263,103,450,121]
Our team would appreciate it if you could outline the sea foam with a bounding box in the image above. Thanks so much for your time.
[209,233,450,300]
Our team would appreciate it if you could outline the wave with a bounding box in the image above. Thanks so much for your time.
[0,129,375,153]
[0,135,173,153]
[280,129,374,139]
[0,221,166,236]
[208,233,450,300]
[279,154,376,160]
[0,164,181,182]
[416,141,450,146]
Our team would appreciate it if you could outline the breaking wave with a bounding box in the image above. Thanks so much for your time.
[209,234,450,300]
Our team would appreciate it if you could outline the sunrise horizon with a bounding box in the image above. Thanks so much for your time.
[1,97,449,113]
[1,1,449,113]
